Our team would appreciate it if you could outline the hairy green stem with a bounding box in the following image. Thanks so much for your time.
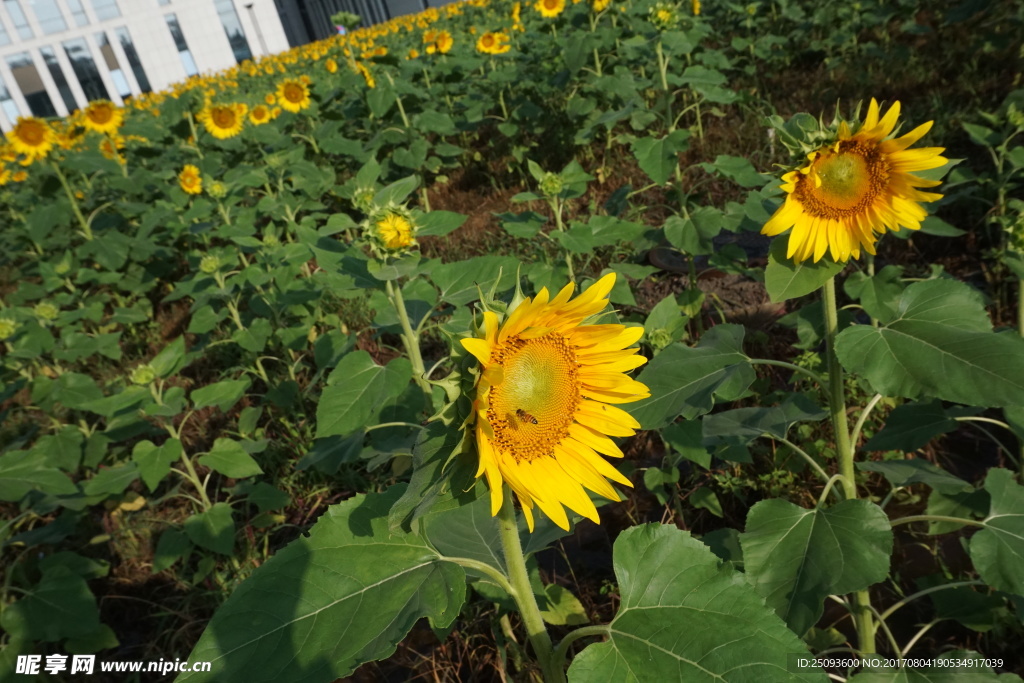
[496,487,564,683]
[747,358,827,387]
[386,279,432,397]
[553,625,609,668]
[52,162,92,240]
[823,276,875,654]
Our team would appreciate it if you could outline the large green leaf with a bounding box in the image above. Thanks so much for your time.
[184,503,235,555]
[198,438,264,479]
[863,400,958,452]
[178,488,465,683]
[0,449,79,501]
[835,279,1024,407]
[764,237,845,303]
[628,324,753,430]
[740,499,893,635]
[968,468,1024,597]
[629,130,691,186]
[0,566,102,643]
[315,353,411,439]
[567,524,826,683]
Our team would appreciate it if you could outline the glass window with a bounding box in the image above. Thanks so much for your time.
[65,0,89,26]
[0,73,21,122]
[113,26,149,93]
[6,52,57,117]
[88,0,119,20]
[0,15,11,46]
[213,0,252,63]
[94,31,129,98]
[62,37,109,101]
[157,0,170,5]
[164,13,197,77]
[29,0,67,34]
[3,1,33,40]
[39,46,77,112]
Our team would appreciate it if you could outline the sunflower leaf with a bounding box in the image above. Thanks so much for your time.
[740,499,893,636]
[968,468,1024,598]
[764,236,845,303]
[178,487,466,683]
[835,279,1024,407]
[567,524,827,683]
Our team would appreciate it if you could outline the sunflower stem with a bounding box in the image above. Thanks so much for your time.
[51,162,92,241]
[823,275,875,654]
[386,279,432,398]
[496,487,565,683]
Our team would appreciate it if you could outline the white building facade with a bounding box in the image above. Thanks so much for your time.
[0,0,291,131]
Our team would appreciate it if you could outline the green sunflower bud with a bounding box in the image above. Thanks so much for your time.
[199,255,221,274]
[34,302,59,321]
[208,181,228,199]
[353,186,376,213]
[0,317,17,340]
[539,172,564,198]
[649,2,681,31]
[130,364,157,385]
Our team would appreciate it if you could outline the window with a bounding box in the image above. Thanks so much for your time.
[6,52,57,117]
[88,0,119,21]
[94,31,130,98]
[65,0,90,27]
[3,1,33,40]
[29,0,67,34]
[0,74,20,122]
[62,37,109,101]
[113,26,149,93]
[214,0,252,63]
[39,46,78,112]
[164,13,197,77]
[157,0,170,5]
[0,14,11,46]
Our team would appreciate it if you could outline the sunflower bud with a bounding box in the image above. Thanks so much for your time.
[262,234,279,248]
[649,2,681,30]
[130,364,157,385]
[353,187,376,213]
[199,255,221,274]
[0,318,18,340]
[371,208,417,251]
[539,172,564,198]
[207,181,228,199]
[34,302,59,321]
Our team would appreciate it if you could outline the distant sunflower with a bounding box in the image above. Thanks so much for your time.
[198,103,247,139]
[461,273,650,531]
[7,117,55,162]
[536,0,565,17]
[435,29,453,53]
[762,99,947,263]
[476,31,510,54]
[81,100,123,134]
[179,164,202,195]
[355,62,375,88]
[325,58,338,73]
[276,78,311,113]
[249,104,272,125]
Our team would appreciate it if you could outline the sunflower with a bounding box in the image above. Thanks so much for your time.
[81,100,123,134]
[197,103,247,139]
[536,0,565,17]
[7,117,55,162]
[355,62,375,89]
[264,93,276,105]
[325,58,338,73]
[276,78,311,113]
[476,31,511,54]
[460,273,650,531]
[374,211,415,250]
[435,29,453,53]
[593,0,611,10]
[249,104,272,125]
[762,99,947,263]
[179,164,202,195]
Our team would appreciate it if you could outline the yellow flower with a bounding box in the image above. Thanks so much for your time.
[325,58,338,73]
[593,0,611,11]
[762,99,947,263]
[7,117,55,162]
[355,62,375,88]
[179,164,203,194]
[435,29,453,53]
[692,0,701,14]
[276,78,311,113]
[197,103,247,139]
[407,48,420,59]
[265,93,276,105]
[476,31,511,54]
[249,104,272,125]
[81,100,124,135]
[536,0,566,18]
[461,273,649,531]
[375,211,415,249]
[12,169,28,182]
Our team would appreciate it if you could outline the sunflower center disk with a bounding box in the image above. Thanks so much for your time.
[284,85,303,102]
[799,142,890,219]
[213,110,235,127]
[90,107,112,124]
[21,124,44,145]
[488,334,580,464]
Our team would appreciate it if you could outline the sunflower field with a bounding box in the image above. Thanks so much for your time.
[2,0,1024,680]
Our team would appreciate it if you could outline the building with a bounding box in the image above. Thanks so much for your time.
[0,0,291,131]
